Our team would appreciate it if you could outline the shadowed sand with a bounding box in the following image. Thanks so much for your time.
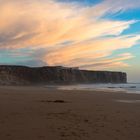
[0,86,140,140]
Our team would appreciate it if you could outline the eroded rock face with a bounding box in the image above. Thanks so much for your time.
[0,65,127,85]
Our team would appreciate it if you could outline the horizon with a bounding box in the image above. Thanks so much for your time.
[0,0,140,82]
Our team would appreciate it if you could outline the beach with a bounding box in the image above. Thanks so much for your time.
[0,86,140,140]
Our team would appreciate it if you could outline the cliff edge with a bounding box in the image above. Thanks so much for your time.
[0,65,127,85]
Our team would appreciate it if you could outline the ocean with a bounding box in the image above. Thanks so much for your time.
[53,83,140,94]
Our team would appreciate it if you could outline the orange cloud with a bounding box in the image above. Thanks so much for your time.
[0,0,139,70]
[44,35,140,67]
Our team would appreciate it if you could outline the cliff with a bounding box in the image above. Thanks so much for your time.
[0,65,127,85]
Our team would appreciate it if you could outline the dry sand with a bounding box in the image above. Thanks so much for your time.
[0,86,140,140]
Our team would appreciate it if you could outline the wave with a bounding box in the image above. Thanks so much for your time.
[52,83,140,94]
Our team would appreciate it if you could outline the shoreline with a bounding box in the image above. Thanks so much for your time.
[0,84,140,95]
[44,84,140,94]
[1,81,140,94]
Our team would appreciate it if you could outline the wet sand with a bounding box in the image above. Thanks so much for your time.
[0,86,140,140]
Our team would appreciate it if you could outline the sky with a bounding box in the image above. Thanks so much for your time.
[0,0,140,82]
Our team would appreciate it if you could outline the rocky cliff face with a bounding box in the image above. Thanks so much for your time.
[0,65,127,85]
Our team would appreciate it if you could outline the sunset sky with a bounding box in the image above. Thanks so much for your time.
[0,0,140,82]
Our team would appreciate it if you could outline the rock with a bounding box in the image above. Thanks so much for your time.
[0,65,127,85]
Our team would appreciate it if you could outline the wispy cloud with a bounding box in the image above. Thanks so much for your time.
[44,35,140,67]
[0,0,139,69]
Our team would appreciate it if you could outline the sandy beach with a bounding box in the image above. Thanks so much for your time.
[0,86,140,140]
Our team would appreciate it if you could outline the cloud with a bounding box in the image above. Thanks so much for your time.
[103,0,140,11]
[44,35,140,67]
[0,0,139,69]
[93,0,140,16]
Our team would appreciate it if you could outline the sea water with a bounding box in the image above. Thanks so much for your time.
[55,83,140,94]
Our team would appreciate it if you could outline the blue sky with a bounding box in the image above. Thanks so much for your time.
[0,0,140,82]
[57,0,103,5]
